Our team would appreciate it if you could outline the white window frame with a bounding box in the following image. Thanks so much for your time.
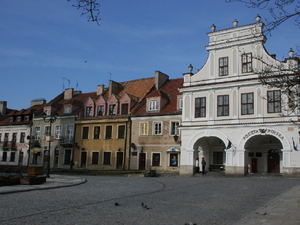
[66,125,74,142]
[170,121,179,136]
[55,125,62,139]
[149,101,158,111]
[35,127,41,142]
[140,122,148,136]
[153,122,162,135]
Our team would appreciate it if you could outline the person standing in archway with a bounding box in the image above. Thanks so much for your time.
[201,157,206,174]
[195,158,199,173]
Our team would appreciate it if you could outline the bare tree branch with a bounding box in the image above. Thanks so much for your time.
[68,0,101,26]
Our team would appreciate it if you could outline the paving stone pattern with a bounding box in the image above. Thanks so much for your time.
[0,176,300,225]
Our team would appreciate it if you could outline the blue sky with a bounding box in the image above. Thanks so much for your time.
[0,0,298,110]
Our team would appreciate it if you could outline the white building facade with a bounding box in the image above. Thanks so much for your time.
[179,17,300,177]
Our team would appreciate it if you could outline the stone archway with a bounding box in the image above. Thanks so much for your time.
[244,134,283,174]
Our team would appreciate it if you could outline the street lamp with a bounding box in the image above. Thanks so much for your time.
[42,112,57,178]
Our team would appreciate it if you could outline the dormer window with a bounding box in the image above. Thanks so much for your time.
[25,116,30,121]
[86,107,93,117]
[97,105,105,116]
[9,117,13,122]
[109,104,116,115]
[149,101,158,111]
[121,103,128,115]
[65,107,71,114]
[17,116,22,122]
[45,109,51,115]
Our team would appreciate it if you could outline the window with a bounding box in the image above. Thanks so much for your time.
[121,103,129,115]
[118,125,125,139]
[109,104,116,115]
[17,116,22,122]
[217,95,229,116]
[44,126,50,140]
[4,133,9,147]
[55,125,62,139]
[178,98,183,110]
[12,133,17,148]
[171,121,179,135]
[195,97,206,118]
[44,109,51,115]
[65,107,71,114]
[241,93,254,115]
[103,152,111,165]
[20,132,25,143]
[64,149,72,164]
[105,126,112,139]
[152,153,160,166]
[97,105,104,116]
[170,153,178,167]
[10,152,16,162]
[93,126,100,139]
[2,152,7,161]
[140,122,148,136]
[0,133,2,142]
[219,57,228,76]
[9,117,13,122]
[35,127,41,141]
[267,90,281,113]
[92,152,99,164]
[66,125,73,143]
[149,101,158,111]
[82,127,89,139]
[242,53,252,73]
[86,107,93,117]
[153,122,162,135]
[213,152,223,164]
[25,116,30,121]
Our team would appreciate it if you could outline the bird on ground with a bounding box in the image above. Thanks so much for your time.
[141,202,150,209]
[114,202,120,206]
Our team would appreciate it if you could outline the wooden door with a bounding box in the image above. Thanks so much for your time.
[81,152,87,168]
[116,152,123,169]
[268,153,280,173]
[251,158,257,173]
[139,153,146,170]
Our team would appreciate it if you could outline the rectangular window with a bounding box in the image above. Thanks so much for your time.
[45,109,51,115]
[64,149,72,164]
[195,97,206,118]
[35,127,40,142]
[118,125,125,139]
[44,125,50,140]
[92,152,99,164]
[109,105,116,115]
[149,101,158,111]
[242,53,252,73]
[170,153,178,167]
[152,153,160,166]
[93,126,100,139]
[219,57,228,76]
[153,122,162,135]
[97,105,104,116]
[179,98,183,110]
[3,133,9,147]
[55,125,62,139]
[66,125,73,143]
[121,104,129,115]
[241,93,254,115]
[82,127,89,139]
[86,107,93,117]
[20,132,25,143]
[10,152,16,162]
[171,121,179,135]
[105,126,112,139]
[213,152,223,164]
[267,90,281,113]
[12,133,17,148]
[2,152,7,161]
[17,116,22,122]
[0,133,2,142]
[217,95,229,116]
[103,152,111,165]
[140,122,148,136]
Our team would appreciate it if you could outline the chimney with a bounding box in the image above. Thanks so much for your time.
[30,99,46,107]
[155,71,169,89]
[0,101,7,115]
[97,85,105,95]
[64,88,74,100]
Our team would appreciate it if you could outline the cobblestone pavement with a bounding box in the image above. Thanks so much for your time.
[0,175,300,225]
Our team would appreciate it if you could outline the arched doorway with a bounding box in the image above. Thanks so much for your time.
[194,136,226,173]
[244,135,282,174]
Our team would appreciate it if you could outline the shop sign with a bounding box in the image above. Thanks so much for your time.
[243,129,284,140]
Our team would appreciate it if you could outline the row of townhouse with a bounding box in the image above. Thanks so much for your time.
[1,16,299,176]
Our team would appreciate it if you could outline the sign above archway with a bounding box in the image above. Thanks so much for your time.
[242,129,284,141]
